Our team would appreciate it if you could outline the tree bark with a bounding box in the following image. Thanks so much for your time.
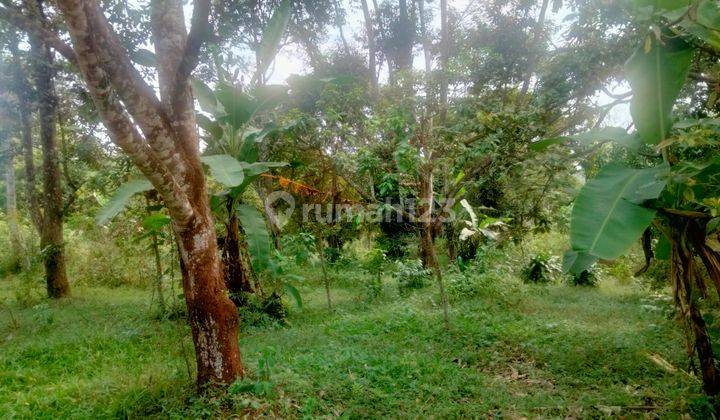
[27,0,70,298]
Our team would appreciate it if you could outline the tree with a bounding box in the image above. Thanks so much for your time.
[0,0,244,386]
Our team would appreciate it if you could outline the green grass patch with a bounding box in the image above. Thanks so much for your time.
[0,271,704,418]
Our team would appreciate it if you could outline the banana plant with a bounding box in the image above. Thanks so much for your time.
[545,0,720,397]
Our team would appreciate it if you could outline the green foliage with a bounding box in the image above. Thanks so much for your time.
[394,259,430,295]
[570,268,599,287]
[521,254,561,284]
[256,0,291,80]
[95,178,153,225]
[567,164,668,272]
[626,36,693,144]
[200,154,245,187]
[237,204,272,272]
[360,248,386,301]
[237,292,289,330]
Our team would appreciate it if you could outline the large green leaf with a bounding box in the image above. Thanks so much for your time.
[230,161,288,197]
[215,82,256,129]
[200,154,245,187]
[96,178,153,225]
[626,36,693,144]
[570,165,668,260]
[191,78,219,115]
[256,0,291,79]
[562,250,598,275]
[196,114,223,140]
[237,204,272,272]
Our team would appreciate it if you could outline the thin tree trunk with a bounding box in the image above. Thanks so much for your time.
[520,0,550,96]
[151,230,166,311]
[439,0,449,122]
[257,177,282,250]
[27,0,70,298]
[419,161,449,328]
[3,137,22,271]
[671,223,720,396]
[9,39,42,232]
[317,238,332,310]
[147,195,165,312]
[360,0,378,95]
[688,220,720,301]
[222,196,254,306]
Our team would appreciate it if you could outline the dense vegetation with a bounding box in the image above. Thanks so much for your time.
[2,0,720,417]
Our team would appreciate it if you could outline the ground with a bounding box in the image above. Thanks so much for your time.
[0,266,707,418]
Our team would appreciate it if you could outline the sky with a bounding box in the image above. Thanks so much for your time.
[264,0,631,128]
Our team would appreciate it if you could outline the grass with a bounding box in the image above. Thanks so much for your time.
[0,264,707,418]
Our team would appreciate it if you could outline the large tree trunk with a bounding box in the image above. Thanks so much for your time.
[176,211,244,386]
[27,0,70,298]
[151,0,245,387]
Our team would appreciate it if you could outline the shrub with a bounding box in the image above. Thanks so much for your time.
[361,249,386,301]
[521,254,561,283]
[395,259,430,295]
[570,267,599,287]
[237,292,289,330]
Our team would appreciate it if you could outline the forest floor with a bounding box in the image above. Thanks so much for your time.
[0,268,708,418]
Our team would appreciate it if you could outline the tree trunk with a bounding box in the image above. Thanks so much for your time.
[3,136,22,271]
[520,0,550,96]
[360,0,377,95]
[671,223,720,396]
[688,220,720,301]
[419,162,449,328]
[27,0,70,298]
[176,212,245,386]
[222,197,254,306]
[257,177,282,250]
[317,238,332,310]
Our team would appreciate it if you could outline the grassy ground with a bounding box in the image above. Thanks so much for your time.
[0,266,707,418]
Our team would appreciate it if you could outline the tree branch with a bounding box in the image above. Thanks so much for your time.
[0,1,77,64]
[54,0,193,225]
[173,0,210,98]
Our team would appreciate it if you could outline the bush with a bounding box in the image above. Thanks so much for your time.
[395,259,430,295]
[570,267,599,287]
[361,249,386,301]
[521,254,561,283]
[236,292,289,330]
